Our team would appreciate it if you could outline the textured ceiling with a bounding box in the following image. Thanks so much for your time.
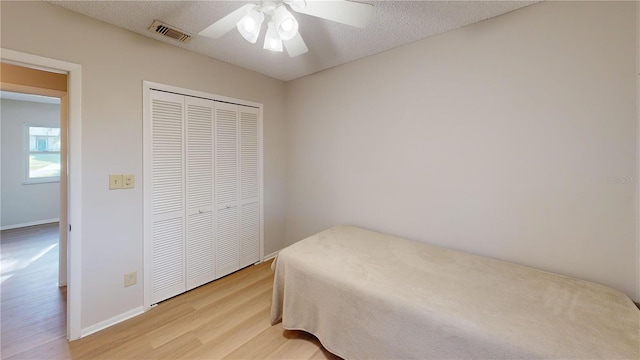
[47,1,538,81]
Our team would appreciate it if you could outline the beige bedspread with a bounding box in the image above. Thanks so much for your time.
[271,225,640,359]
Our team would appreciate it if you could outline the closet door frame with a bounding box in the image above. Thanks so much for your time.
[143,81,264,310]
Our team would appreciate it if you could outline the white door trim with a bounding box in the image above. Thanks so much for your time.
[1,48,83,340]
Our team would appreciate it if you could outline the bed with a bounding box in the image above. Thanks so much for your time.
[271,225,640,359]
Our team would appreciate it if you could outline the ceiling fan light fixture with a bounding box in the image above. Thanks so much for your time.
[200,0,374,57]
[273,5,298,41]
[237,7,264,44]
[285,0,306,12]
[263,22,283,52]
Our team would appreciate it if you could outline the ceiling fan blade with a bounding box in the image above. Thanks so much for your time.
[289,0,374,28]
[284,32,309,57]
[199,4,254,38]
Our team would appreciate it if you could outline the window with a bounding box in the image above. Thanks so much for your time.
[25,125,61,183]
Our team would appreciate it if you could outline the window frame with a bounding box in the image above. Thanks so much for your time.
[24,123,61,184]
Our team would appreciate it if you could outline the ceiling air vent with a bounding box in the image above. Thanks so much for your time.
[148,20,192,43]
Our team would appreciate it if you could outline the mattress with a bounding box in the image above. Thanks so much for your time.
[271,225,640,359]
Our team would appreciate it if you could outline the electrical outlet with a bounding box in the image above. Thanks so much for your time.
[124,272,137,287]
[123,174,135,189]
[109,175,123,190]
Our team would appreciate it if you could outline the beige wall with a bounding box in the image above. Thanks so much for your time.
[0,1,287,329]
[285,1,639,300]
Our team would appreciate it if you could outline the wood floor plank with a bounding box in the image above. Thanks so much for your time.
[265,330,324,360]
[187,262,273,310]
[309,346,343,360]
[4,334,71,360]
[182,307,273,359]
[145,332,202,359]
[195,287,272,344]
[223,323,288,359]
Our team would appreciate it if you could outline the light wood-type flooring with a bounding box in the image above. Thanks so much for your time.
[1,224,341,359]
[1,223,66,359]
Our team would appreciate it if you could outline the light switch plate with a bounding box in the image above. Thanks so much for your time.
[123,174,135,189]
[109,175,123,190]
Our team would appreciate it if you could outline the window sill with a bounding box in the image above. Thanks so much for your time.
[23,179,61,185]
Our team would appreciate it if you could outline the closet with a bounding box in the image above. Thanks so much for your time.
[143,85,262,307]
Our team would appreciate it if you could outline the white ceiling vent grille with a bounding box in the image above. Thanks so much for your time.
[149,20,192,43]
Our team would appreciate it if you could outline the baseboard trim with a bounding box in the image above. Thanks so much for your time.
[264,250,280,261]
[80,306,144,338]
[1,218,59,231]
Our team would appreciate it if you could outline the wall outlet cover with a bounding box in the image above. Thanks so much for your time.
[123,174,135,189]
[124,272,137,287]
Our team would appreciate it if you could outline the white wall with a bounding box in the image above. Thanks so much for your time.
[1,99,60,228]
[0,1,287,329]
[285,1,639,300]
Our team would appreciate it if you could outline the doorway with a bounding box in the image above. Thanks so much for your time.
[0,65,68,283]
[0,68,67,358]
[0,49,82,340]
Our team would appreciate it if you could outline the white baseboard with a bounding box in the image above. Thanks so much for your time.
[264,250,280,261]
[80,306,144,338]
[1,218,59,231]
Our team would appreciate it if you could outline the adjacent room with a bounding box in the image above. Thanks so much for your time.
[0,0,638,359]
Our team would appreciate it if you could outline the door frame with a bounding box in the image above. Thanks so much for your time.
[1,48,83,340]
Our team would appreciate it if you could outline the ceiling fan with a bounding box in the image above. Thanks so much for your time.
[198,0,374,57]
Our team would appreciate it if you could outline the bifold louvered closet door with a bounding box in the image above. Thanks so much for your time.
[185,96,215,290]
[215,103,261,278]
[148,91,186,304]
[146,88,261,306]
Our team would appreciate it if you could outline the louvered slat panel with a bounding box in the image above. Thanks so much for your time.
[149,91,185,305]
[185,97,215,289]
[215,106,238,206]
[240,109,259,201]
[239,201,260,267]
[186,211,214,289]
[216,206,239,278]
[186,102,213,209]
[152,217,184,302]
[152,99,183,216]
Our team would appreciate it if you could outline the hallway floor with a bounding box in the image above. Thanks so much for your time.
[1,223,65,359]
